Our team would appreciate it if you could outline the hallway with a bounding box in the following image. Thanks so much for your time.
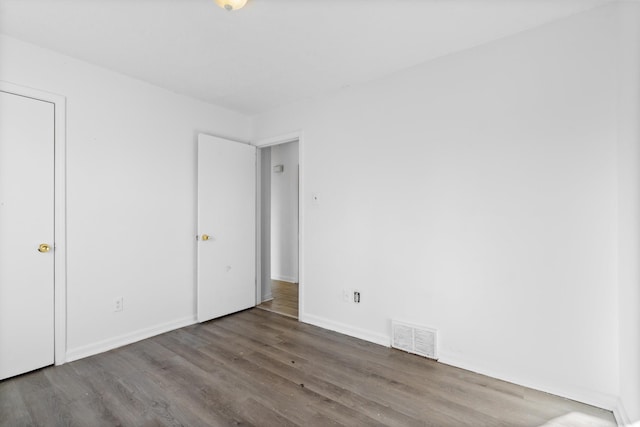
[257,280,298,319]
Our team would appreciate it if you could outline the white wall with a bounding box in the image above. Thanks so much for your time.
[253,4,623,412]
[270,142,299,283]
[616,2,640,424]
[0,35,250,359]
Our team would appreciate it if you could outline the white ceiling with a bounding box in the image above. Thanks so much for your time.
[0,0,611,115]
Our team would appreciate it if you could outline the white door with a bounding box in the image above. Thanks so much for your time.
[197,134,256,322]
[0,91,55,380]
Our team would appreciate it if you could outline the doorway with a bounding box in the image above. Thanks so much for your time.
[256,139,300,319]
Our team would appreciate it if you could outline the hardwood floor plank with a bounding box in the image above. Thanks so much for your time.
[242,310,610,423]
[114,357,239,427]
[119,348,255,426]
[242,347,425,427]
[0,381,32,427]
[196,342,389,426]
[196,315,535,426]
[212,315,475,421]
[190,321,429,426]
[217,310,614,426]
[0,308,616,427]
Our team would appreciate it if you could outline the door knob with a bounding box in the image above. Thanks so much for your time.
[201,234,210,241]
[38,243,51,253]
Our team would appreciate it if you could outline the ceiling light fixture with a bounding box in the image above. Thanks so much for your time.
[214,0,248,11]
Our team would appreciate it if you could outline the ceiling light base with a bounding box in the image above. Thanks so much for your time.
[214,0,248,11]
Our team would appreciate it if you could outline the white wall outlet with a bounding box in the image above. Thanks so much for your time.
[114,297,123,312]
[354,290,361,303]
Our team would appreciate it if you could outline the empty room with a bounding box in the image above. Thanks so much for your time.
[0,0,639,426]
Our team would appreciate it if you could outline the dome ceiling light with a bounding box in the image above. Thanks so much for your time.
[214,0,248,11]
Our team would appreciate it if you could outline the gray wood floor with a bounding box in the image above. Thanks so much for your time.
[257,280,298,319]
[0,309,615,427]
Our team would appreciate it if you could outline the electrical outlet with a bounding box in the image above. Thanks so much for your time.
[342,289,351,303]
[354,291,361,303]
[114,297,123,312]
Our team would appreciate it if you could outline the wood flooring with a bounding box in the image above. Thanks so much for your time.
[0,309,615,427]
[257,280,298,319]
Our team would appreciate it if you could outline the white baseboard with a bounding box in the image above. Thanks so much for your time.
[66,315,197,362]
[613,397,634,426]
[438,351,619,417]
[299,312,390,347]
[271,275,298,283]
[261,294,273,302]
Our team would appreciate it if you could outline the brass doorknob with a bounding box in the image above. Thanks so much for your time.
[38,243,51,253]
[201,234,210,241]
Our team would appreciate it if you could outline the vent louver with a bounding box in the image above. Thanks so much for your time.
[392,320,437,360]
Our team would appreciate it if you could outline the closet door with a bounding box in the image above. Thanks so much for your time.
[0,91,55,380]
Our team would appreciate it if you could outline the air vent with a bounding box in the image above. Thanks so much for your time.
[392,320,437,360]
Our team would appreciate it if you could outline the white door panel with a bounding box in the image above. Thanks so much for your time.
[197,134,256,322]
[0,91,55,379]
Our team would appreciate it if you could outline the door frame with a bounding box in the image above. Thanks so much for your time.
[0,81,67,365]
[254,131,304,320]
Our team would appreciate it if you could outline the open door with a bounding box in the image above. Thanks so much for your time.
[197,134,256,322]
